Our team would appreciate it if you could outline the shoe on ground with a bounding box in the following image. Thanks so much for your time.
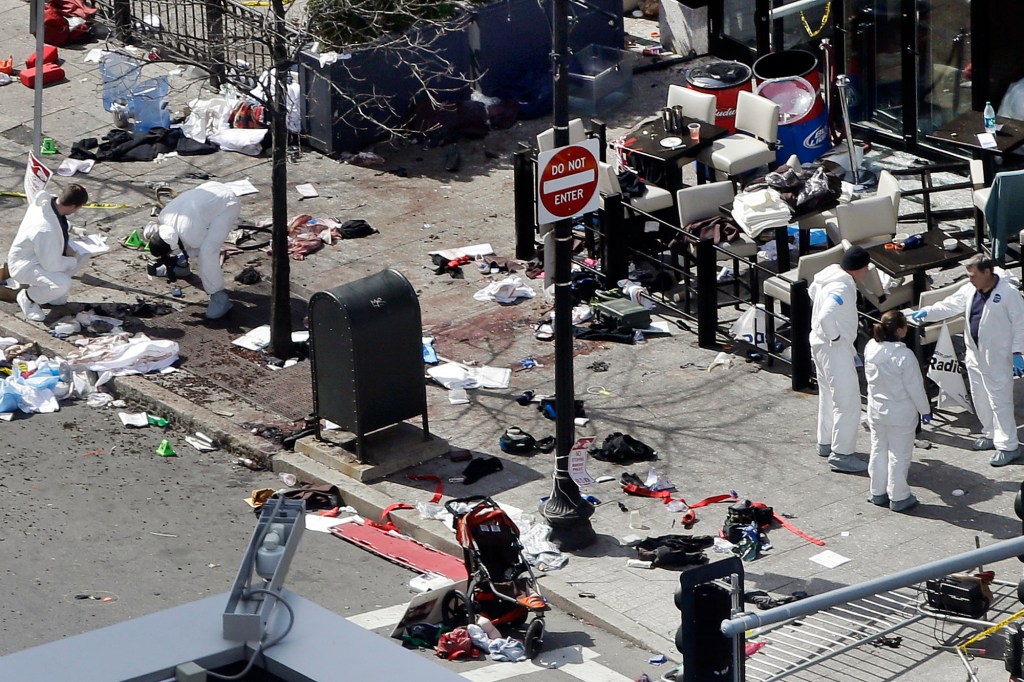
[889,495,919,512]
[205,290,233,320]
[17,289,45,322]
[990,448,1021,468]
[972,437,995,451]
[868,494,890,506]
[816,443,831,458]
[828,453,868,473]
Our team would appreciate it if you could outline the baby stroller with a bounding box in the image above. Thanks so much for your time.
[442,495,547,658]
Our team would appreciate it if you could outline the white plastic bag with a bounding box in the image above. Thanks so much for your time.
[730,304,769,349]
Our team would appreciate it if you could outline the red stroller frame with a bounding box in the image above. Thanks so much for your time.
[443,495,547,658]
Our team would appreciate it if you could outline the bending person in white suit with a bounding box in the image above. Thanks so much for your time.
[7,184,90,322]
[910,254,1024,466]
[144,181,241,320]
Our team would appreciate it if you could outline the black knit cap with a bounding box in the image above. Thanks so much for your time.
[841,245,870,271]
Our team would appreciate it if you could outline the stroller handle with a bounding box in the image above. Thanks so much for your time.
[444,494,494,516]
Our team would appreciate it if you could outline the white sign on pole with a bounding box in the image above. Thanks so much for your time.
[24,151,52,201]
[536,138,600,225]
[568,436,597,487]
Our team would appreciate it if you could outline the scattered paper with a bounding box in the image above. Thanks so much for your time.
[222,178,260,196]
[185,433,217,452]
[232,326,271,351]
[295,183,319,198]
[56,158,95,176]
[809,549,851,569]
[69,234,110,256]
[978,132,997,149]
[118,411,149,428]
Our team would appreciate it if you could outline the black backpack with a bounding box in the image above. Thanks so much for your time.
[589,432,657,463]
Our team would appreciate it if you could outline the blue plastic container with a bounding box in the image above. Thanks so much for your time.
[99,54,140,112]
[777,109,830,164]
[131,76,170,132]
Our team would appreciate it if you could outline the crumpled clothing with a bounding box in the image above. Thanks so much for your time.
[66,332,179,375]
[473,276,535,304]
[519,521,568,570]
[0,356,70,413]
[466,624,527,663]
[208,128,267,156]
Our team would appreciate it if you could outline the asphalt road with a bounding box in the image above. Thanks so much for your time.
[0,400,669,681]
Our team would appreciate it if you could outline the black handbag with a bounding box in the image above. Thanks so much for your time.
[925,575,992,618]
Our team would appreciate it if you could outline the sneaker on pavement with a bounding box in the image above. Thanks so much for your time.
[205,290,233,320]
[972,437,995,451]
[889,495,919,512]
[816,443,831,457]
[990,448,1021,468]
[828,453,868,473]
[868,494,890,506]
[17,289,45,322]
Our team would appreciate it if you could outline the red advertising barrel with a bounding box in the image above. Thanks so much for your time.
[685,61,753,133]
[752,50,829,164]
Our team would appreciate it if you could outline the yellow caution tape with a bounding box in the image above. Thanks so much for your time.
[0,191,135,209]
[240,0,293,6]
[958,607,1024,651]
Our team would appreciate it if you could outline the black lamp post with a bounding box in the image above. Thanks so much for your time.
[540,0,596,550]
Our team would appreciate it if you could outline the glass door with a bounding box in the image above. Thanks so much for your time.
[849,0,904,130]
[916,0,971,135]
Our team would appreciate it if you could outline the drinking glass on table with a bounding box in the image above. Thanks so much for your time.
[688,122,701,141]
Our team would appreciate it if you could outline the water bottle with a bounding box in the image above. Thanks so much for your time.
[984,101,997,134]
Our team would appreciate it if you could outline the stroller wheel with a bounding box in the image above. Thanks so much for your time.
[442,589,473,627]
[524,618,545,658]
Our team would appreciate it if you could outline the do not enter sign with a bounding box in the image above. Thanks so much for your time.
[536,138,600,224]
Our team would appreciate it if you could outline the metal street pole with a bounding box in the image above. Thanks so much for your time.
[31,0,45,155]
[540,0,595,550]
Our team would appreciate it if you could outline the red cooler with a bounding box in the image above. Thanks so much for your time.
[753,50,829,164]
[685,61,753,133]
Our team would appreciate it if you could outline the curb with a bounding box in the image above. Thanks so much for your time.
[1,310,680,661]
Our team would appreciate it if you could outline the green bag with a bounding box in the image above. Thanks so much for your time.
[593,298,651,331]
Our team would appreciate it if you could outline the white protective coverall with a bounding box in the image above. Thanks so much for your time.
[7,192,86,305]
[864,339,930,502]
[920,270,1024,451]
[809,264,861,455]
[154,182,240,295]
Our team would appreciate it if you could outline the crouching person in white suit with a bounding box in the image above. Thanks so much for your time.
[7,184,90,322]
[144,181,240,320]
[910,254,1024,466]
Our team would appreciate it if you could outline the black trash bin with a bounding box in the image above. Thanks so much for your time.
[308,268,429,460]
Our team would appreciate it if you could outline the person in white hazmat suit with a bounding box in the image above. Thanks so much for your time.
[865,310,931,513]
[909,254,1024,466]
[143,182,240,320]
[809,245,871,473]
[7,184,90,322]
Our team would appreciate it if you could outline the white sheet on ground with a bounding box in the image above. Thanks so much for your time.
[66,333,179,375]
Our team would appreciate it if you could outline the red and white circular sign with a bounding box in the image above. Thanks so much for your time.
[536,139,600,224]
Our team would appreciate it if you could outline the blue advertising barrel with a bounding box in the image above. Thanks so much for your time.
[753,50,830,164]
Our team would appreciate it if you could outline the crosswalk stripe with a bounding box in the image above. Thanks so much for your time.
[345,603,409,630]
[557,659,635,682]
[460,646,601,681]
[344,606,633,682]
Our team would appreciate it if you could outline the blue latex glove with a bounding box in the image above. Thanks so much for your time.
[1014,354,1024,378]
[909,309,928,322]
[921,413,932,424]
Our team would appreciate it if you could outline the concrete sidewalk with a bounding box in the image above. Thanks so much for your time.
[0,1,1020,678]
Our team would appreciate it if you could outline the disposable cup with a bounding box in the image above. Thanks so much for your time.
[688,122,701,141]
